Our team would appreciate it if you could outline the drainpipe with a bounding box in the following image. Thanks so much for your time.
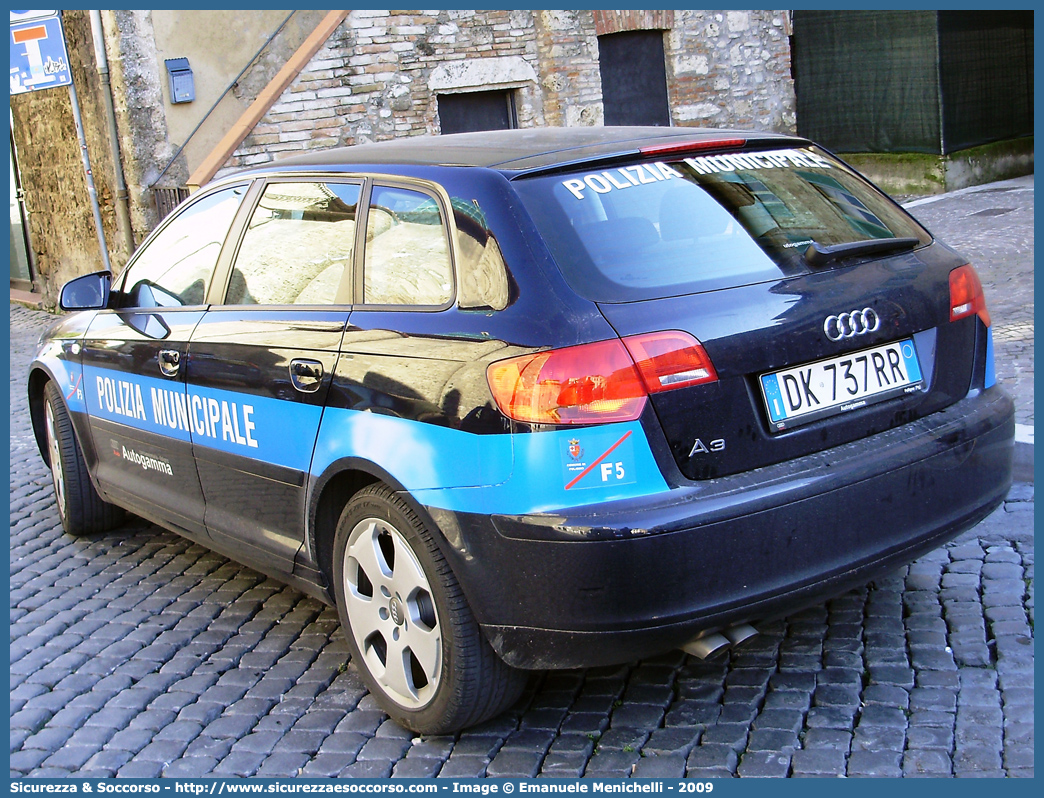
[90,10,135,260]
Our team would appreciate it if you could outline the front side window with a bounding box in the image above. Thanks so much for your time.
[225,181,361,305]
[515,146,932,302]
[120,184,246,308]
[363,185,453,306]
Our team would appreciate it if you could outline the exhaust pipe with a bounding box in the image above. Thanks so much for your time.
[680,623,759,659]
[724,623,758,646]
[681,632,731,659]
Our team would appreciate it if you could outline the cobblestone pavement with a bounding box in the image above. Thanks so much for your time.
[10,178,1034,778]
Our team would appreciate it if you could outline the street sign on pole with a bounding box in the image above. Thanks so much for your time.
[10,10,72,94]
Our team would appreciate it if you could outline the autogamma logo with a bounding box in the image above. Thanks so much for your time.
[121,445,173,476]
[824,308,881,341]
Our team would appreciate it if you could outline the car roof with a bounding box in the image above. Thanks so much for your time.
[266,126,800,174]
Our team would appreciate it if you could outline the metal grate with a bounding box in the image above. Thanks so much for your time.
[154,187,192,221]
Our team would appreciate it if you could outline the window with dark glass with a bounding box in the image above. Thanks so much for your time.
[598,30,671,126]
[363,185,452,306]
[438,90,518,135]
[225,181,361,305]
[120,184,245,308]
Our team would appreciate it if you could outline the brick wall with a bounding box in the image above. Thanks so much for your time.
[219,9,796,178]
[593,9,675,35]
[220,10,545,176]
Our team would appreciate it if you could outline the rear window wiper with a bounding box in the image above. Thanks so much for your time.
[804,237,920,267]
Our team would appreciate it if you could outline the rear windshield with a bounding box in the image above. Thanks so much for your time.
[514,145,932,302]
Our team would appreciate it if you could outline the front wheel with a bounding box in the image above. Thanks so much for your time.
[332,483,526,733]
[42,381,124,535]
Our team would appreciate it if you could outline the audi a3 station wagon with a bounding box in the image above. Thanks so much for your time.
[29,127,1014,733]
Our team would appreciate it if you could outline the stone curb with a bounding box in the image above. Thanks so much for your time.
[1013,445,1033,485]
[1013,425,1033,484]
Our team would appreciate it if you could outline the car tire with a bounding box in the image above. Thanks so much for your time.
[332,482,527,733]
[43,381,124,536]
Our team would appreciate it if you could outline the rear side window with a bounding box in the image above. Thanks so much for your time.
[363,185,453,306]
[515,146,931,302]
[452,198,509,311]
[226,181,360,305]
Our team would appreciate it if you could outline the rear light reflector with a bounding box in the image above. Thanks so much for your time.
[622,330,718,393]
[949,264,991,327]
[486,332,718,424]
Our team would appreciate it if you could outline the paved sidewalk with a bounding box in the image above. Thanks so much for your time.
[10,176,1033,778]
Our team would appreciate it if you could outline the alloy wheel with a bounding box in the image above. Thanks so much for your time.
[341,516,442,709]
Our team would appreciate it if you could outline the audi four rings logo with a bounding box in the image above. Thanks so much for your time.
[824,308,881,341]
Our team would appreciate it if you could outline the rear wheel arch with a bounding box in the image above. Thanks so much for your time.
[310,464,382,596]
[311,459,466,595]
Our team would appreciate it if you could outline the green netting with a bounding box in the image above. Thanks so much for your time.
[938,11,1033,153]
[793,11,940,153]
[793,10,1033,155]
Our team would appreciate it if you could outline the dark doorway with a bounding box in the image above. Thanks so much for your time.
[598,30,671,126]
[438,90,518,134]
[10,128,35,292]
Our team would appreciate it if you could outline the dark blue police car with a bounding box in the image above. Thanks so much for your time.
[29,127,1014,732]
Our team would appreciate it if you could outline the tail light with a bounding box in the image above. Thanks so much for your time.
[486,331,717,425]
[486,339,645,424]
[949,264,991,327]
[622,330,718,393]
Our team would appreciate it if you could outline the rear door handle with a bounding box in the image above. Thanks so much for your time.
[158,349,180,377]
[290,359,323,393]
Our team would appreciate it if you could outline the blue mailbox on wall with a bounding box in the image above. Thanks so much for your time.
[165,57,194,104]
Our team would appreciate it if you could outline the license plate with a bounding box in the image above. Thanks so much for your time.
[760,338,923,430]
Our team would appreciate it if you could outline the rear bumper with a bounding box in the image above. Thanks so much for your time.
[430,386,1014,669]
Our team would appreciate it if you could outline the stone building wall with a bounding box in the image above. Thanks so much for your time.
[219,9,797,178]
[11,11,123,308]
[532,10,602,129]
[667,10,795,131]
[101,10,179,244]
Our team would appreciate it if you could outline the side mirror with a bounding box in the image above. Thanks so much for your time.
[131,280,184,308]
[59,271,112,311]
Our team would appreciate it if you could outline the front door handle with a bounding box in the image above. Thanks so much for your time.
[158,349,180,377]
[290,359,323,393]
